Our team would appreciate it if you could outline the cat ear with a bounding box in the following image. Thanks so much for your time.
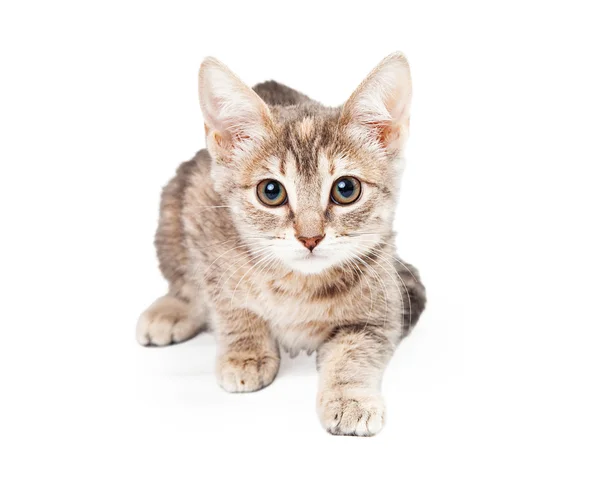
[198,57,273,161]
[340,52,412,154]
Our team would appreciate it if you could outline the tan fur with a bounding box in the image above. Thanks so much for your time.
[137,53,426,436]
[296,117,315,140]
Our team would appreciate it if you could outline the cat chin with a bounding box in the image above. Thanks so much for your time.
[282,254,339,276]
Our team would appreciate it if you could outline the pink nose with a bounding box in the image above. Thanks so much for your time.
[296,234,325,252]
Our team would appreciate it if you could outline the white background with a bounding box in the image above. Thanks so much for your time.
[1,1,599,477]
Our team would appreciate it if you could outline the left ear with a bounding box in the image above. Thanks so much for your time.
[198,57,274,163]
[340,52,412,154]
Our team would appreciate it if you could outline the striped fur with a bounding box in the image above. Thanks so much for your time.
[137,53,426,436]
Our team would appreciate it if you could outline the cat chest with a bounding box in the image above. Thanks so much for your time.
[256,290,343,354]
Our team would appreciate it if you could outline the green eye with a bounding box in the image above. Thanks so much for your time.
[257,179,287,207]
[331,177,361,205]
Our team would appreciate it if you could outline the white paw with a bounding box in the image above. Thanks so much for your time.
[217,352,280,393]
[136,296,202,346]
[318,390,385,436]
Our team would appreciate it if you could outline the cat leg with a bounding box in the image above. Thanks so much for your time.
[136,294,207,346]
[316,325,396,436]
[215,309,280,393]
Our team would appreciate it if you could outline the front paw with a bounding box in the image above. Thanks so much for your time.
[137,296,203,347]
[317,389,385,436]
[217,351,280,393]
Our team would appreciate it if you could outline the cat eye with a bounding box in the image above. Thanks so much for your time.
[330,177,361,205]
[257,179,288,207]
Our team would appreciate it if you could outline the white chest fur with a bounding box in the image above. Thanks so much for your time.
[249,285,335,356]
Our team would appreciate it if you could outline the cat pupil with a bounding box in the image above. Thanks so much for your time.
[338,180,353,197]
[266,182,280,199]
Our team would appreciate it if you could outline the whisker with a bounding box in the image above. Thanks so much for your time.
[213,248,274,306]
[343,255,374,320]
[243,254,280,324]
[201,242,263,279]
[350,248,390,333]
[195,205,234,209]
[343,232,385,237]
[230,252,276,310]
[355,237,421,283]
[351,239,416,336]
[207,245,273,300]
[351,237,418,334]
[367,249,412,336]
[192,234,277,280]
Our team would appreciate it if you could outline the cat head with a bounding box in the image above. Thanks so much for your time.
[198,53,412,275]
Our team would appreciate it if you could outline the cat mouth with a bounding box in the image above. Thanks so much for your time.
[271,244,340,274]
[288,250,336,270]
[298,250,328,261]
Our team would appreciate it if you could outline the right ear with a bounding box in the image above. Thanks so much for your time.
[340,52,412,155]
[198,57,273,162]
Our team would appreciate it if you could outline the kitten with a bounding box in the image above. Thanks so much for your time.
[137,53,426,436]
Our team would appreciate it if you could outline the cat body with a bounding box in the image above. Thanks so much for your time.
[138,54,426,436]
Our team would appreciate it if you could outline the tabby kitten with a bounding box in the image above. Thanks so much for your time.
[137,52,426,436]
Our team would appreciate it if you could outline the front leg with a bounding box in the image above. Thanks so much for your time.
[316,325,396,436]
[215,308,280,393]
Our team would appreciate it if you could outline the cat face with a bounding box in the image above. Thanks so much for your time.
[198,54,412,275]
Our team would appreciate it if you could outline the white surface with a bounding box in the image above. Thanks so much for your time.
[1,1,599,478]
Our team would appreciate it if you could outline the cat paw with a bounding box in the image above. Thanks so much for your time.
[217,352,280,393]
[137,296,203,346]
[317,390,385,436]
